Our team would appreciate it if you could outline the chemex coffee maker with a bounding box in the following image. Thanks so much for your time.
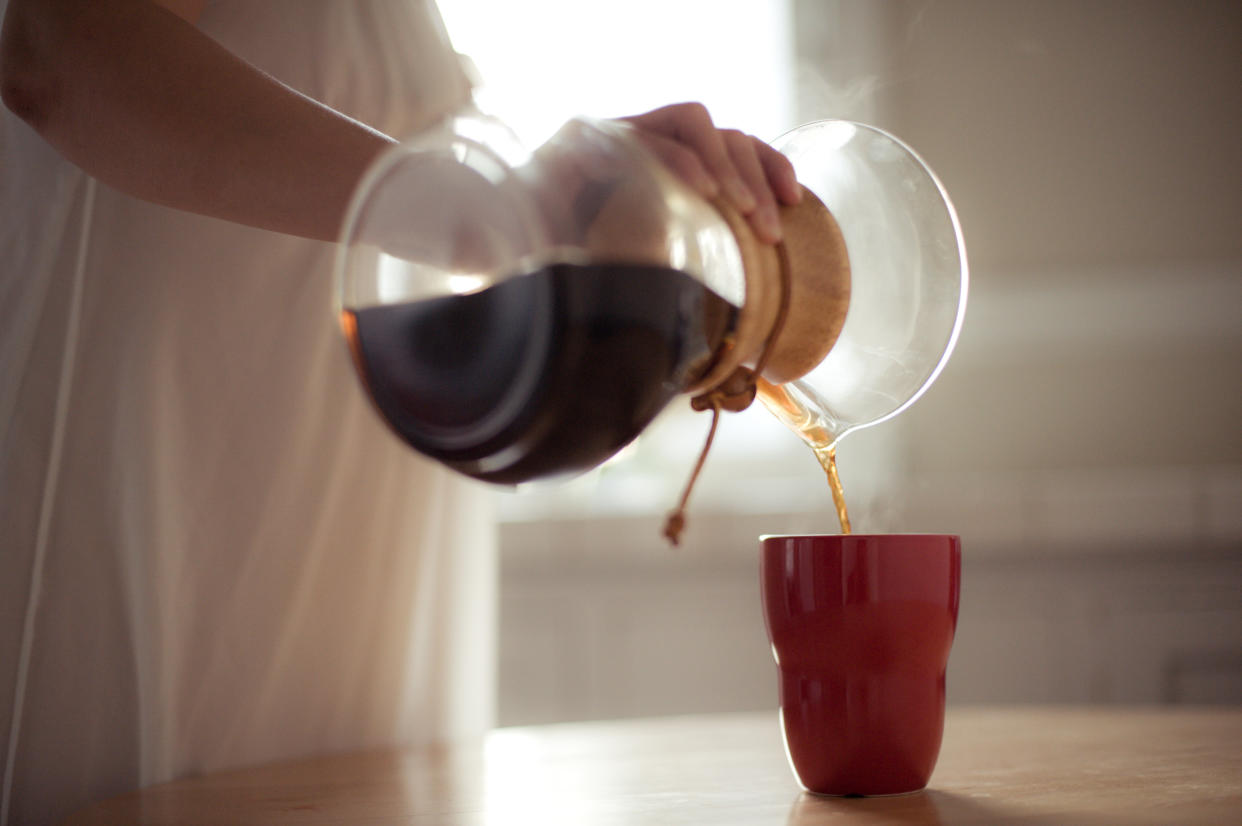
[335,109,967,535]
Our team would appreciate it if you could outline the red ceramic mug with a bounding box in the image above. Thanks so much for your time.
[760,534,961,796]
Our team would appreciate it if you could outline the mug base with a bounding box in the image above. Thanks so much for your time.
[803,785,927,798]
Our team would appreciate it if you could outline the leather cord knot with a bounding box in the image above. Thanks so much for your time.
[690,368,758,413]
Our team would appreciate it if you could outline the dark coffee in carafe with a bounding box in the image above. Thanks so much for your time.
[342,261,735,484]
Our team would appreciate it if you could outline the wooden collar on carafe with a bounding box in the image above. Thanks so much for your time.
[663,187,851,546]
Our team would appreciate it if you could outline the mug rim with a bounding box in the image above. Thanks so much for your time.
[760,533,961,541]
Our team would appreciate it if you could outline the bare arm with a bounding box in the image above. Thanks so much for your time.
[0,0,799,246]
[0,0,394,242]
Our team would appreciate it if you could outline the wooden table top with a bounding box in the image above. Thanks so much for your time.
[63,706,1242,825]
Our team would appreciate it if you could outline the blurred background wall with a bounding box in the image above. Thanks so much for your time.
[439,0,1242,725]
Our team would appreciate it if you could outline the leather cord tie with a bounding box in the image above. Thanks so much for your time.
[663,241,793,546]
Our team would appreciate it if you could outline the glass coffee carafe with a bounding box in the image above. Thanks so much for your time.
[335,108,967,486]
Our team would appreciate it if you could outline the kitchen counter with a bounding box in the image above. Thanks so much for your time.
[63,706,1242,824]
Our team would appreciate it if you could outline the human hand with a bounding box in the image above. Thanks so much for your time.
[619,102,801,244]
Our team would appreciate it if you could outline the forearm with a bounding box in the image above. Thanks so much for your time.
[0,0,394,241]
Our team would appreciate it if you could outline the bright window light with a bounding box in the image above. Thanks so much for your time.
[438,0,796,146]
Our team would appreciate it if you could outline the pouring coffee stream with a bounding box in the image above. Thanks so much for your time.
[756,378,853,535]
[336,115,967,543]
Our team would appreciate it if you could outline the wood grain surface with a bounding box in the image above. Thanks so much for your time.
[62,706,1242,825]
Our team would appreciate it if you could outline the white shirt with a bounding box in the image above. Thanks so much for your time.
[0,4,496,823]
